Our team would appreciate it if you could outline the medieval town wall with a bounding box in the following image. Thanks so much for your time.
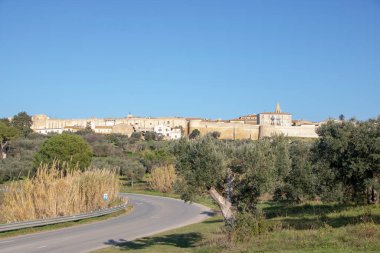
[189,120,260,140]
[259,125,318,139]
[32,114,318,140]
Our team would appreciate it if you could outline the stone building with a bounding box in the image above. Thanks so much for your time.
[257,103,292,126]
[153,125,182,140]
[31,114,188,137]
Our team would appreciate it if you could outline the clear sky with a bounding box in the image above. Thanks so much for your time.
[0,0,379,121]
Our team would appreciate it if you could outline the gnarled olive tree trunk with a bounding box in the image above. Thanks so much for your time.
[208,168,235,228]
[209,187,235,227]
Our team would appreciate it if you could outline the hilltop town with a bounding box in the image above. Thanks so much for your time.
[31,103,319,140]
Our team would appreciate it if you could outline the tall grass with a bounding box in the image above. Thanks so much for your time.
[0,162,120,223]
[147,165,177,193]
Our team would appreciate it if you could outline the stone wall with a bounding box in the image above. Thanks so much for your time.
[259,125,318,138]
[189,120,260,140]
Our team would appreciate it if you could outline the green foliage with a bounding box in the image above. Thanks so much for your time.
[144,131,159,141]
[0,122,19,143]
[210,131,221,139]
[75,122,95,135]
[10,111,32,137]
[174,137,225,202]
[141,149,175,172]
[274,140,317,202]
[131,132,142,139]
[0,134,47,182]
[313,118,380,204]
[0,122,20,159]
[91,156,146,185]
[0,118,10,126]
[34,134,93,170]
[0,154,34,183]
[92,142,120,157]
[229,139,277,211]
[189,129,201,139]
[231,209,269,242]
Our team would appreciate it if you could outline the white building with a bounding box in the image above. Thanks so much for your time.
[153,125,182,140]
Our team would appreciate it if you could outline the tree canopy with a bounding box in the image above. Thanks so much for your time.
[10,112,32,137]
[313,117,380,204]
[0,122,20,159]
[34,133,93,170]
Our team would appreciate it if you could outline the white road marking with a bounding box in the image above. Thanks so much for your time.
[36,245,47,249]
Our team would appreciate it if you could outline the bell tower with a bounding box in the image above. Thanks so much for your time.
[275,102,281,113]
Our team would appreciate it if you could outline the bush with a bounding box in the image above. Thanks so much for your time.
[144,131,158,141]
[0,151,34,183]
[141,149,175,172]
[91,156,146,187]
[148,164,177,193]
[230,210,269,242]
[0,162,120,223]
[92,142,119,157]
[34,134,92,170]
[189,129,200,139]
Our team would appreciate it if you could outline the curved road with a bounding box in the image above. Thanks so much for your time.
[0,194,212,253]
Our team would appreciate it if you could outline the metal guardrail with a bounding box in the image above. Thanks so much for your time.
[0,202,128,233]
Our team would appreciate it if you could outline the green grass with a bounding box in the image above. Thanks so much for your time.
[94,215,224,253]
[93,194,380,253]
[0,206,132,239]
[120,180,218,210]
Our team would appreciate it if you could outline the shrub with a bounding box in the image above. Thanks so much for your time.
[0,151,34,182]
[34,134,92,170]
[189,129,200,139]
[91,156,146,187]
[230,210,269,243]
[148,164,177,193]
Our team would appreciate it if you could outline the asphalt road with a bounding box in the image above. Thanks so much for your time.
[0,194,212,253]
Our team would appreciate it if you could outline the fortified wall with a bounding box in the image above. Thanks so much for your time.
[31,104,319,140]
[189,120,318,140]
[259,125,318,139]
[189,120,260,140]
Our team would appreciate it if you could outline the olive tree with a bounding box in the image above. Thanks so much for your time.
[313,117,380,204]
[173,137,279,228]
[173,137,233,225]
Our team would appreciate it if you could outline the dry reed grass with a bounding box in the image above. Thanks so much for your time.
[0,161,120,223]
[147,164,177,193]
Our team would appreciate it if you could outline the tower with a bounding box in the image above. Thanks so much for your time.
[275,102,281,113]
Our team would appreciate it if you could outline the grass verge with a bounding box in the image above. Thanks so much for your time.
[92,193,380,253]
[121,181,218,210]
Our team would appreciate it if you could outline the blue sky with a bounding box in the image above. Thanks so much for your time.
[0,0,379,121]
